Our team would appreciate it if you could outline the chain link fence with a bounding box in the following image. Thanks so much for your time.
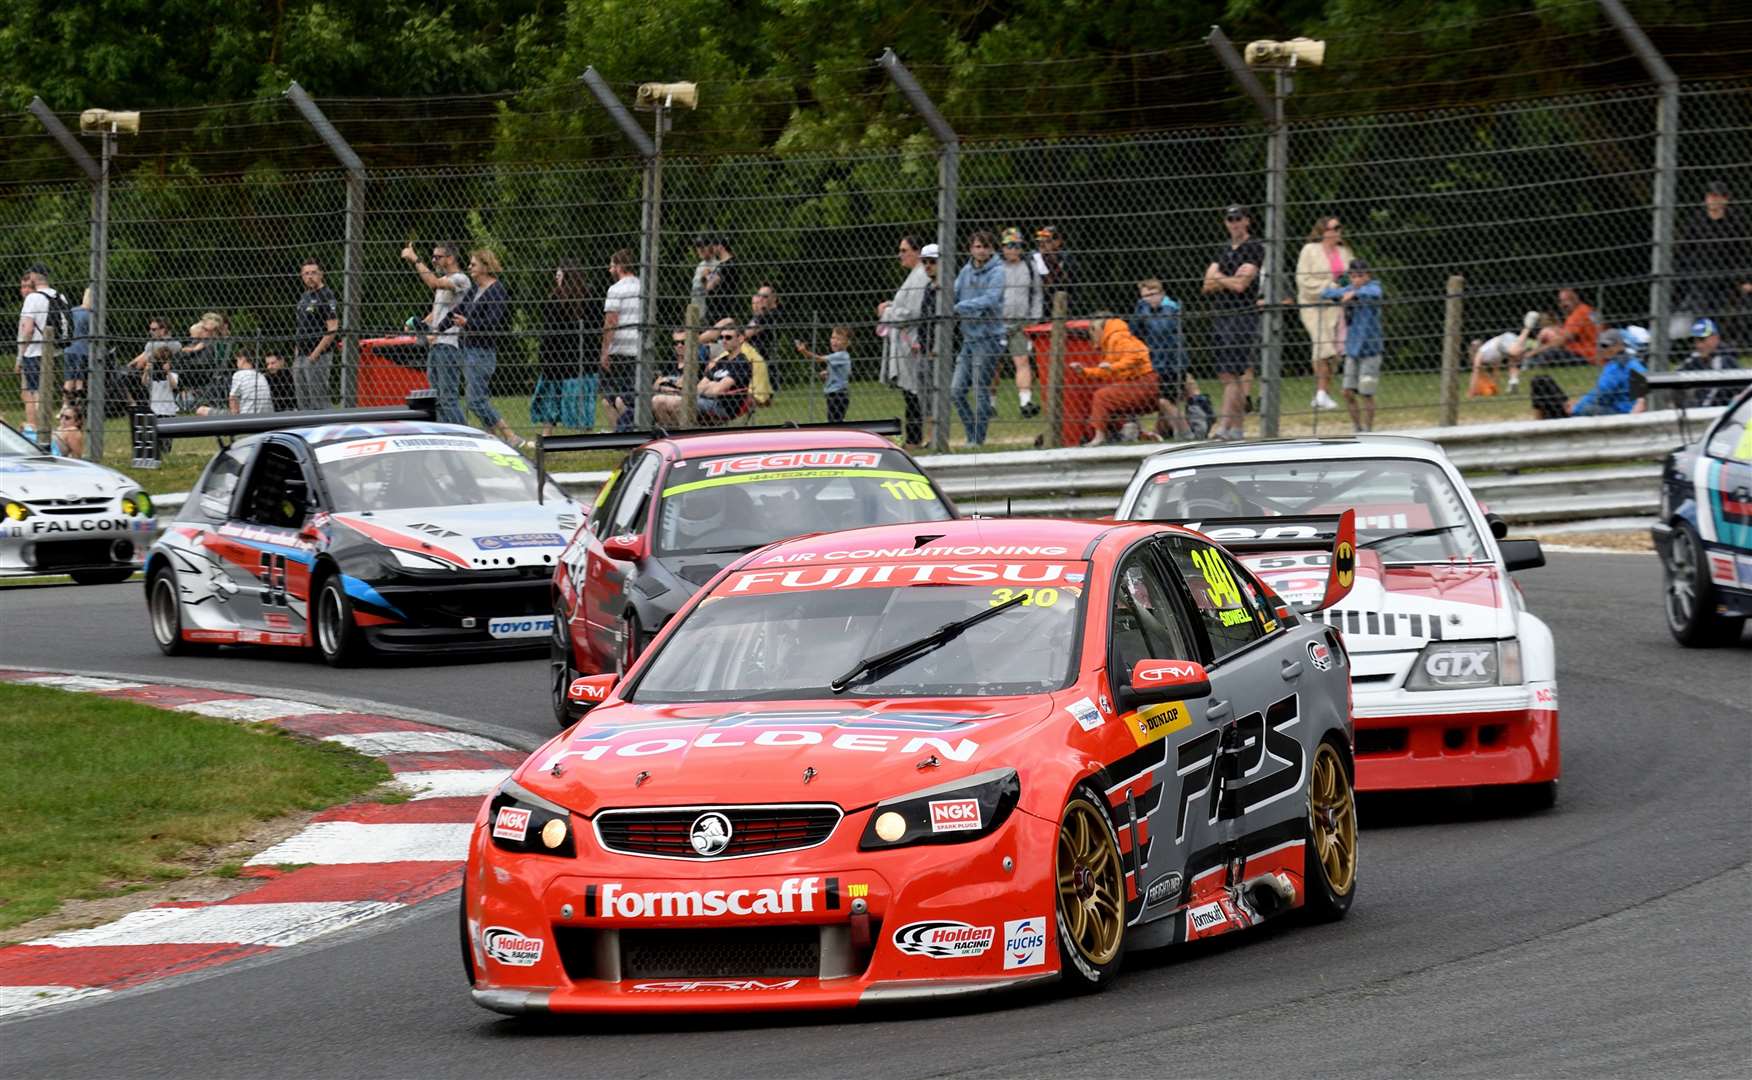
[3,71,1749,475]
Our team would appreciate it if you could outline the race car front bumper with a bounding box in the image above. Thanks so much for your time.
[1349,680,1560,792]
[356,572,554,653]
[0,514,153,576]
[464,801,1064,1014]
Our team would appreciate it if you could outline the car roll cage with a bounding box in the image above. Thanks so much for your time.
[131,391,439,468]
[531,417,904,504]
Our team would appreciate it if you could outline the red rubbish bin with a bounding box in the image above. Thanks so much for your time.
[357,336,431,406]
[1023,319,1101,447]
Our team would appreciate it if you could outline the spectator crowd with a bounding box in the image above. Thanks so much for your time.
[12,178,1747,455]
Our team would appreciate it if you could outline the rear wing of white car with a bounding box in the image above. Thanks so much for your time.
[131,391,438,468]
[1162,509,1358,612]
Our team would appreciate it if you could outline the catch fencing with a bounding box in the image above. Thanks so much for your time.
[2,16,1749,477]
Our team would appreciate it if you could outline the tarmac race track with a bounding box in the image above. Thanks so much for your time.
[2,552,1748,1078]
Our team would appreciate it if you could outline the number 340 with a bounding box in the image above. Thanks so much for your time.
[990,587,1059,607]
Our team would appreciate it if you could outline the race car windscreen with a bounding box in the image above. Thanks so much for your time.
[1133,458,1488,563]
[317,435,558,512]
[654,449,951,557]
[631,562,1087,701]
[0,423,41,456]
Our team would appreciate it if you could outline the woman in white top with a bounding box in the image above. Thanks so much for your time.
[1294,215,1352,412]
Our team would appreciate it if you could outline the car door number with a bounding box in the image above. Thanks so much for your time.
[1173,693,1304,842]
[258,553,289,607]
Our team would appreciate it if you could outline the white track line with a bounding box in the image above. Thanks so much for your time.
[17,675,147,692]
[175,698,341,721]
[245,822,475,865]
[393,769,512,800]
[0,986,112,1017]
[323,730,505,756]
[27,901,403,949]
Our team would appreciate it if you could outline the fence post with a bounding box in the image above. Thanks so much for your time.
[285,83,364,407]
[1599,0,1679,381]
[580,68,659,429]
[681,302,702,428]
[1439,275,1465,426]
[27,98,105,458]
[1044,291,1068,448]
[881,49,959,453]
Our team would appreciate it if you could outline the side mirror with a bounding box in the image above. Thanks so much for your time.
[1484,512,1509,540]
[1499,538,1545,572]
[567,674,618,717]
[602,532,647,562]
[1117,659,1212,711]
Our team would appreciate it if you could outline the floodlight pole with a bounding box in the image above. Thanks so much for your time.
[881,49,958,452]
[285,82,365,406]
[28,98,108,457]
[1206,28,1287,437]
[1599,0,1679,374]
[582,68,660,429]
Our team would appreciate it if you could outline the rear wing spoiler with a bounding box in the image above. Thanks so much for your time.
[131,391,438,468]
[533,417,904,503]
[1163,510,1357,611]
[1635,369,1750,440]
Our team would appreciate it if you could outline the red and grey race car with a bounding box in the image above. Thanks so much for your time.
[463,516,1358,1015]
[543,421,954,724]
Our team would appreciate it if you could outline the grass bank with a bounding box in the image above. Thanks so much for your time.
[0,683,391,933]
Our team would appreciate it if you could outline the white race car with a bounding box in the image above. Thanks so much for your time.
[1116,435,1559,806]
[0,420,155,582]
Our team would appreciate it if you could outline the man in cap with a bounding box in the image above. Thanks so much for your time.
[1031,225,1072,299]
[999,227,1044,418]
[1678,317,1742,407]
[1202,205,1264,439]
[1676,180,1752,343]
[689,233,719,321]
[1566,328,1647,417]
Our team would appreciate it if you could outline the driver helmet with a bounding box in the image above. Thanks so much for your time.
[676,486,728,536]
[1176,474,1249,519]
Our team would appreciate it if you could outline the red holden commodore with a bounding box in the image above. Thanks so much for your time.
[462,516,1360,1015]
[541,421,954,725]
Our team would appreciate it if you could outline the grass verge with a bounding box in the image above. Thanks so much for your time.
[0,683,391,933]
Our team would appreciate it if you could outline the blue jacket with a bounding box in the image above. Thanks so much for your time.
[953,257,1005,340]
[1130,296,1187,376]
[1574,355,1649,415]
[1322,279,1383,358]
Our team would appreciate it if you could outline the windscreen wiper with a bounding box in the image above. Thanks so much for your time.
[829,592,1030,694]
[1359,523,1465,549]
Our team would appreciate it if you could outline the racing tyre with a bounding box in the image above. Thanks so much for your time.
[1663,521,1747,647]
[550,605,578,727]
[459,888,477,986]
[314,574,366,667]
[1054,786,1126,992]
[148,566,201,656]
[1303,740,1358,923]
[71,567,136,586]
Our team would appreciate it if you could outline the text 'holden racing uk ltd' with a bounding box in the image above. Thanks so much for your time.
[1117,435,1559,807]
[464,517,1360,1016]
[137,395,581,665]
[0,419,155,583]
[542,420,954,724]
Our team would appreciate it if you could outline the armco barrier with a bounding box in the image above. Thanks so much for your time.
[152,408,1716,527]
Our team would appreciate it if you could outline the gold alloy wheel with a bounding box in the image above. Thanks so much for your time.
[1309,743,1358,896]
[1056,797,1124,968]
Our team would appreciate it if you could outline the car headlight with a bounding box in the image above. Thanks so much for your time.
[2,499,28,522]
[858,768,1020,850]
[120,491,153,517]
[389,547,456,571]
[487,779,576,857]
[1405,639,1522,691]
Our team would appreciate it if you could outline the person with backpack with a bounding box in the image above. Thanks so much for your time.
[15,264,71,443]
[447,247,526,448]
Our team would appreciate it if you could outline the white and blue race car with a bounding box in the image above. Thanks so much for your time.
[139,397,580,665]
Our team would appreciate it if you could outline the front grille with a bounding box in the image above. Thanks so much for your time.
[34,538,127,570]
[621,927,819,978]
[1356,727,1408,755]
[595,804,841,859]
